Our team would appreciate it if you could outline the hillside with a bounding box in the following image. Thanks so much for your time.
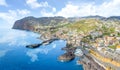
[12,16,120,32]
[12,16,120,70]
[12,16,69,31]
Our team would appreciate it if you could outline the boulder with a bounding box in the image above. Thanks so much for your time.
[26,44,41,48]
[58,52,75,62]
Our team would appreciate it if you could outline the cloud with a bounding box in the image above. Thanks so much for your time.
[26,0,49,9]
[56,3,96,17]
[0,29,38,46]
[52,7,56,12]
[41,9,54,17]
[0,10,18,23]
[0,9,30,28]
[26,48,50,62]
[40,7,56,17]
[97,0,120,16]
[40,2,96,17]
[0,0,8,6]
[41,0,120,17]
[17,9,30,15]
[26,43,57,62]
[0,49,10,57]
[52,43,56,48]
[26,50,39,62]
[0,10,17,28]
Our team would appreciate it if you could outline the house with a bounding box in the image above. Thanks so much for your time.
[116,45,120,51]
[95,38,104,48]
[90,31,102,39]
[115,27,120,33]
[74,49,83,56]
[116,45,120,54]
[104,36,116,47]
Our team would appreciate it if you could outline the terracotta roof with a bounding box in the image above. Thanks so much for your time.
[116,45,120,49]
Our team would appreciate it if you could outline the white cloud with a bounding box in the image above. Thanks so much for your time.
[0,23,39,46]
[97,0,120,16]
[56,3,96,17]
[52,43,56,48]
[40,7,57,17]
[26,0,49,9]
[41,0,120,17]
[0,49,10,57]
[26,43,57,62]
[52,7,56,12]
[40,9,54,17]
[0,9,30,28]
[17,9,30,15]
[0,29,36,46]
[26,48,50,62]
[27,50,39,62]
[0,10,17,28]
[0,0,8,6]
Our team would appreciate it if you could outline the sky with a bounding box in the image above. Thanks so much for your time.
[0,0,120,28]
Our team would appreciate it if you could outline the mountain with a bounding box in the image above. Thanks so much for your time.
[12,16,68,31]
[12,16,120,31]
[82,15,106,20]
[107,16,120,20]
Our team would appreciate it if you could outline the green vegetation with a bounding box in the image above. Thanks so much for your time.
[67,19,98,33]
[108,45,116,49]
[102,26,115,36]
[50,23,70,34]
[117,32,120,37]
[81,36,91,43]
[50,29,58,34]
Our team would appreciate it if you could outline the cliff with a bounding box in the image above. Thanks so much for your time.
[12,16,69,31]
[12,16,120,70]
[12,16,109,31]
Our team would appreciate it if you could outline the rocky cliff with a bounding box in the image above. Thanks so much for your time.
[12,16,69,31]
[12,16,120,31]
[12,15,120,70]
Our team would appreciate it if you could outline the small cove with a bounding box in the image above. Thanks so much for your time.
[0,29,83,70]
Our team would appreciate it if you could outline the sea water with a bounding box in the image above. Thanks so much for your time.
[0,29,83,70]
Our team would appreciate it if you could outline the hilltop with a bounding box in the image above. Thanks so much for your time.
[12,16,120,31]
[12,15,120,70]
[13,16,68,31]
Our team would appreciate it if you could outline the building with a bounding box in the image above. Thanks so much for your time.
[74,49,83,56]
[116,45,120,52]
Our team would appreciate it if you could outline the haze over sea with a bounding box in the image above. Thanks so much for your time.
[0,28,83,70]
[1,0,119,70]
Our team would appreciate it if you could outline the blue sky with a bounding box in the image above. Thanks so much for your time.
[0,0,120,28]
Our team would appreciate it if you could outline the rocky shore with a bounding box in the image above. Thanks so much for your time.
[13,16,120,70]
[58,52,75,62]
[26,38,59,48]
[58,44,76,62]
[25,28,106,70]
[77,54,105,70]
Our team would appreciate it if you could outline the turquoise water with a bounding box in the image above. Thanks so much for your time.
[0,29,83,70]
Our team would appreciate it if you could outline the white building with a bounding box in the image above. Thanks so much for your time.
[74,49,83,56]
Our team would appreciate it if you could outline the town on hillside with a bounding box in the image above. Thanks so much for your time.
[13,16,120,70]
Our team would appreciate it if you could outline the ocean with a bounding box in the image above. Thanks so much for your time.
[0,29,83,70]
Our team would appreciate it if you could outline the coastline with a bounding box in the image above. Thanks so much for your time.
[12,17,120,70]
[26,30,106,70]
